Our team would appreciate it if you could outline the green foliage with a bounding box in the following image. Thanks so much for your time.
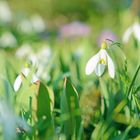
[36,82,54,138]
[60,78,83,140]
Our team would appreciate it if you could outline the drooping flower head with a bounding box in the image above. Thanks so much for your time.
[123,21,140,43]
[85,40,115,78]
[15,44,52,82]
[0,32,17,48]
[13,63,39,92]
[0,1,12,23]
[17,14,46,34]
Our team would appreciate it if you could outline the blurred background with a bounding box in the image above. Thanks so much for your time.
[1,0,140,45]
[8,0,138,37]
[0,0,138,75]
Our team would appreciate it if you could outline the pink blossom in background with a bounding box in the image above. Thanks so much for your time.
[59,21,91,39]
[97,30,117,47]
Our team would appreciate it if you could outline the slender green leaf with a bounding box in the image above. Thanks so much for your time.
[36,81,54,138]
[127,65,140,97]
[61,78,83,140]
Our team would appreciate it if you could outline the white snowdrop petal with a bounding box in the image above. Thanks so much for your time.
[107,53,115,78]
[122,27,133,43]
[32,75,39,83]
[14,75,22,92]
[95,64,106,76]
[133,23,140,42]
[22,68,30,77]
[85,52,100,75]
[28,54,38,66]
[100,49,107,61]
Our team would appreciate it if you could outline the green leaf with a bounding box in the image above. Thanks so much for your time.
[114,113,140,128]
[127,65,140,97]
[91,121,115,140]
[15,79,37,115]
[36,81,54,138]
[59,55,70,73]
[60,78,83,140]
[134,85,140,95]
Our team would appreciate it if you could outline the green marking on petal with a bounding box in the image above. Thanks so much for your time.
[24,63,29,68]
[99,59,106,65]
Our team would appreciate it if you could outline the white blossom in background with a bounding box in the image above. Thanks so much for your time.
[18,19,33,34]
[123,22,140,43]
[14,67,39,92]
[85,41,115,78]
[0,32,17,48]
[28,46,52,81]
[36,46,52,81]
[15,44,52,82]
[37,45,52,65]
[18,15,45,34]
[30,15,46,33]
[15,43,33,58]
[0,1,12,23]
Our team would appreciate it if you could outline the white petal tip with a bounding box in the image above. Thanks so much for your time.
[85,68,91,75]
[13,75,22,92]
[106,53,115,79]
[85,53,100,76]
[110,74,115,79]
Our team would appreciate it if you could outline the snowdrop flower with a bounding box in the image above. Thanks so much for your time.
[0,1,12,23]
[123,22,140,43]
[15,43,33,58]
[30,15,46,33]
[0,32,17,48]
[35,46,52,80]
[15,45,52,82]
[85,41,115,78]
[37,46,52,65]
[18,19,33,34]
[14,67,38,92]
[28,54,38,66]
[18,15,45,34]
